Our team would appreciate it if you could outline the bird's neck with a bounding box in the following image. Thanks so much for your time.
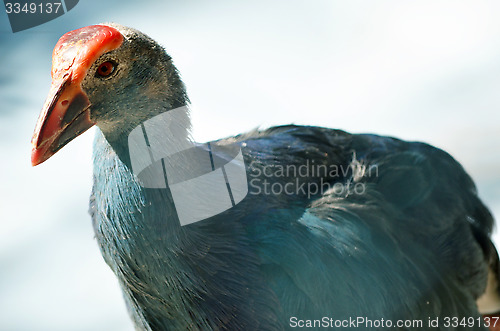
[91,125,271,329]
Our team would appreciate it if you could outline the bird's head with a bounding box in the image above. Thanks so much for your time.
[31,23,188,166]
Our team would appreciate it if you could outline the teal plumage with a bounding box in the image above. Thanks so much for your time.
[90,124,494,330]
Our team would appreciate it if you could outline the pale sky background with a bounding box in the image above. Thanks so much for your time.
[1,1,500,330]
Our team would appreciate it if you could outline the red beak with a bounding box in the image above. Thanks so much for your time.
[30,24,124,166]
[31,72,94,166]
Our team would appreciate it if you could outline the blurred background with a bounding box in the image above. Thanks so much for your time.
[1,1,499,330]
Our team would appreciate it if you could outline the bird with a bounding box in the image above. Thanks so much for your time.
[31,23,500,330]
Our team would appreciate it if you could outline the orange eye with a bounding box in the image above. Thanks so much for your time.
[96,61,116,77]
